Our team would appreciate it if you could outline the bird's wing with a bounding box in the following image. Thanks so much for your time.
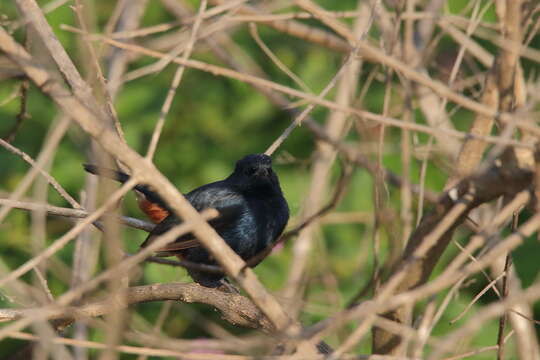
[141,183,245,255]
[140,214,191,251]
[186,182,246,226]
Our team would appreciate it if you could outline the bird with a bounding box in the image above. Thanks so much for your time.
[83,154,289,288]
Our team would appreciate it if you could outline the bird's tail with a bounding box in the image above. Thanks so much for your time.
[83,164,130,183]
[82,164,170,212]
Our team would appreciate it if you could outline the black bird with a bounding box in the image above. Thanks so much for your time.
[83,154,289,287]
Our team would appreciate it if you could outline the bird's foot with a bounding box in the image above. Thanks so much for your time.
[216,279,240,294]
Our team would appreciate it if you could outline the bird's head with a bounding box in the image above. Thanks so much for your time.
[228,154,281,193]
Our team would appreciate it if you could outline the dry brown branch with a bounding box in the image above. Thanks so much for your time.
[0,207,219,347]
[0,117,72,223]
[105,0,149,100]
[303,119,440,204]
[2,78,29,143]
[3,1,540,358]
[210,0,350,53]
[377,2,462,159]
[446,61,499,186]
[61,26,536,149]
[491,2,540,358]
[264,41,355,157]
[7,327,416,360]
[429,277,540,359]
[72,0,125,146]
[0,283,273,331]
[0,138,79,210]
[371,160,533,354]
[223,2,540,140]
[0,198,154,231]
[280,1,369,324]
[368,0,538,354]
[446,13,540,63]
[0,179,138,288]
[249,22,311,95]
[0,23,317,355]
[13,0,118,132]
[145,0,207,160]
[305,200,540,350]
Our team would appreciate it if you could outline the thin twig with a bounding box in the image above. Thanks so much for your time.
[0,198,154,232]
[60,27,537,149]
[145,0,208,160]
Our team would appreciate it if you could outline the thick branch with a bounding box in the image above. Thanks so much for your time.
[372,161,533,354]
[0,22,302,344]
[0,283,272,331]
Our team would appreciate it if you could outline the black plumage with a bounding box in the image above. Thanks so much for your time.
[84,154,289,287]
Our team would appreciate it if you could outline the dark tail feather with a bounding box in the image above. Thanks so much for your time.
[83,164,170,211]
[83,164,131,183]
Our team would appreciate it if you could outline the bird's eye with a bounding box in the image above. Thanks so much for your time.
[244,166,257,176]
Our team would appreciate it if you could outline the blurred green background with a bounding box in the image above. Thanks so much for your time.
[1,0,539,358]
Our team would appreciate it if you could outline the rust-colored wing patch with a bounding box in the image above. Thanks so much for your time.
[137,197,170,224]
